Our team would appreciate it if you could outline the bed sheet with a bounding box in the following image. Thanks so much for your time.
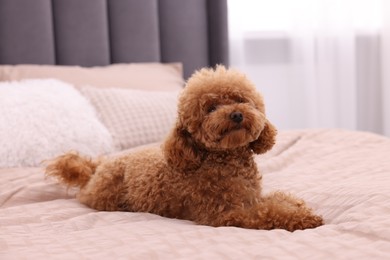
[1,129,390,259]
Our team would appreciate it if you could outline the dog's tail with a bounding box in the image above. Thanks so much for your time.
[45,152,100,188]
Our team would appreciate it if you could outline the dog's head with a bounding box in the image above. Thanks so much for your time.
[163,65,276,171]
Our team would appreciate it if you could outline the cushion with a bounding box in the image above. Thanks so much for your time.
[0,79,115,167]
[80,87,179,150]
[0,63,184,91]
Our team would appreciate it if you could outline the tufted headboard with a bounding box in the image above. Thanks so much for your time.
[0,0,228,78]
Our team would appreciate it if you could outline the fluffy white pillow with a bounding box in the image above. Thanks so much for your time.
[0,79,115,167]
[80,87,179,150]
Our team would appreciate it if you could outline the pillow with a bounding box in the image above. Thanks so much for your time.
[0,63,184,91]
[80,87,179,150]
[0,79,115,167]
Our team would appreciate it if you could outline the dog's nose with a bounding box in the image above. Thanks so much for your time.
[230,111,243,123]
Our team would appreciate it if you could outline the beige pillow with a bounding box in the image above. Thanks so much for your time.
[0,63,184,91]
[80,87,179,150]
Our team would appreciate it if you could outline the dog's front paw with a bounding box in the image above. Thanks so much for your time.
[288,213,324,231]
[264,191,324,231]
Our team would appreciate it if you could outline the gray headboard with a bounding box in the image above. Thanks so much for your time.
[0,0,229,78]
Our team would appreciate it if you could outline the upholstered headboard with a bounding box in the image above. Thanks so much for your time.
[0,0,228,78]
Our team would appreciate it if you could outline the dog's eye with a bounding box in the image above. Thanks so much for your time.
[237,98,245,103]
[207,105,217,113]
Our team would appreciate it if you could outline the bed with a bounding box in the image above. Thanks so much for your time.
[1,0,390,259]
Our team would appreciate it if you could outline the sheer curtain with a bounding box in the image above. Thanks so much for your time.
[228,0,389,136]
[382,1,390,136]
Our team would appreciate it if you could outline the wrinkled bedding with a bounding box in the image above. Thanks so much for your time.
[1,129,390,259]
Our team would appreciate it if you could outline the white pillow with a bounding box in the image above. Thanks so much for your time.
[80,87,179,150]
[0,79,115,167]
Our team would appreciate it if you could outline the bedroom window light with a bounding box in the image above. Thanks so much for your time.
[228,0,389,137]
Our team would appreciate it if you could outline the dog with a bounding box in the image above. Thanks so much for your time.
[46,66,323,231]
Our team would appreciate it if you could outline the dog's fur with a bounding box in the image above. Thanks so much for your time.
[46,66,323,231]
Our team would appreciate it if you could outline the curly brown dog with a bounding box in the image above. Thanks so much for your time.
[46,66,323,231]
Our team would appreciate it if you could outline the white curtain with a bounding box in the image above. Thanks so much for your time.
[382,1,390,136]
[228,0,389,136]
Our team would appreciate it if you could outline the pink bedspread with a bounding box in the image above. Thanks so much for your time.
[1,129,390,259]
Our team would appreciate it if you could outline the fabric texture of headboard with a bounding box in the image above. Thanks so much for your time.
[0,0,228,78]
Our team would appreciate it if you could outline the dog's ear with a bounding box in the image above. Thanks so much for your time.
[163,122,203,172]
[250,120,277,154]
